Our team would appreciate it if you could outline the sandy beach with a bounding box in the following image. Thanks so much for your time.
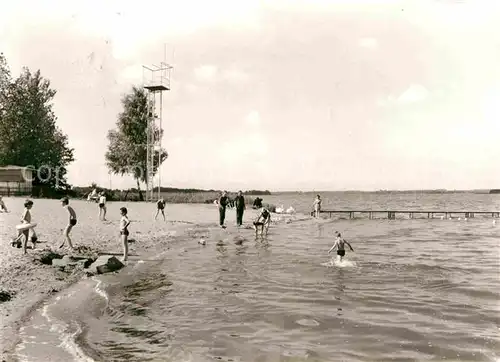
[0,197,268,361]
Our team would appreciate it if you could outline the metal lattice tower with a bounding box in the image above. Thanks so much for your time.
[143,53,173,202]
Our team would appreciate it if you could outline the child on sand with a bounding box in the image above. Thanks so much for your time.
[0,196,9,212]
[16,200,35,254]
[120,207,130,261]
[59,197,76,250]
[328,231,354,262]
[98,192,107,221]
[155,197,166,221]
[253,207,271,237]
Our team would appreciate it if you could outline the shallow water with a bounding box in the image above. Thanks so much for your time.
[13,192,500,361]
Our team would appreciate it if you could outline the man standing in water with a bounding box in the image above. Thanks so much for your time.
[328,231,354,262]
[218,191,229,228]
[313,194,322,218]
[234,190,245,226]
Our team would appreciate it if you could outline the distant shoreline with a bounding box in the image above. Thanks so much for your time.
[4,188,497,202]
[274,189,495,194]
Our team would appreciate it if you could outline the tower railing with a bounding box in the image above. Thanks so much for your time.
[143,57,172,202]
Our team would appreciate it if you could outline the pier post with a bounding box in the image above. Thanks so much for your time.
[369,212,372,220]
[427,212,430,218]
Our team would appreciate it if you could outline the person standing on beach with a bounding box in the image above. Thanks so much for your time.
[98,191,107,221]
[59,197,76,250]
[155,196,166,221]
[313,194,322,218]
[0,196,9,212]
[218,191,229,228]
[120,207,130,261]
[18,199,35,254]
[235,191,245,226]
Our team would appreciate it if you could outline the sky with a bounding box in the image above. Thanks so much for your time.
[1,0,499,191]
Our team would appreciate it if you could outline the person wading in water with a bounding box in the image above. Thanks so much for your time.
[218,191,229,228]
[235,190,246,226]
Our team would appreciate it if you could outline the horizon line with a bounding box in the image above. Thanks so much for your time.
[72,184,498,193]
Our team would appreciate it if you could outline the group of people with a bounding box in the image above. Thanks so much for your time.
[216,191,271,236]
[6,195,131,261]
[216,191,352,261]
[4,190,353,263]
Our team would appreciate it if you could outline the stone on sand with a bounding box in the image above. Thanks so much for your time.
[52,255,94,270]
[87,255,125,275]
[36,250,63,265]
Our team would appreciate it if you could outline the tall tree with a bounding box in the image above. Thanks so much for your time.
[105,86,168,200]
[0,53,11,117]
[0,57,74,192]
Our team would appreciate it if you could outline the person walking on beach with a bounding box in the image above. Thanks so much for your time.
[235,190,245,226]
[328,231,354,262]
[313,194,322,218]
[0,195,9,212]
[17,199,35,254]
[120,207,130,262]
[253,206,271,237]
[155,196,166,221]
[59,197,76,250]
[98,191,107,221]
[218,191,229,228]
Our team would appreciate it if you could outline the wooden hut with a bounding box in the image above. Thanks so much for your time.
[0,166,33,196]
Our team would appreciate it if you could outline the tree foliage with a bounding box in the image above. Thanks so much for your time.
[105,86,168,200]
[0,54,74,192]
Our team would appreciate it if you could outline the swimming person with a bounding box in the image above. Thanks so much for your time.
[0,196,8,212]
[218,191,229,228]
[235,190,245,226]
[253,206,271,237]
[328,231,354,262]
[98,191,107,221]
[313,194,322,218]
[120,207,130,262]
[155,197,166,221]
[59,197,76,250]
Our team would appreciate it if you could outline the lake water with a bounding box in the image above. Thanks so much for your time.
[14,192,500,361]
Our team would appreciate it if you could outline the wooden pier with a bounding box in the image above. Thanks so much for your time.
[311,210,500,220]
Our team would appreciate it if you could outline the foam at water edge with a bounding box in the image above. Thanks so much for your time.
[93,278,109,304]
[321,259,357,268]
[58,322,95,362]
[40,302,95,362]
